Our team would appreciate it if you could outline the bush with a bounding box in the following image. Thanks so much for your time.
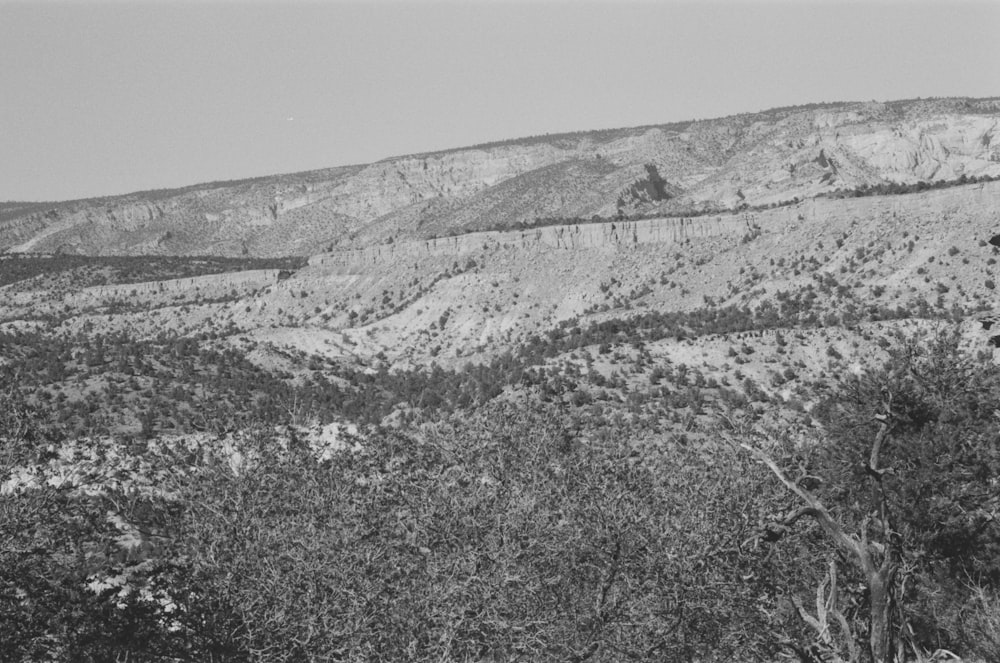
[1,398,793,661]
[0,397,243,661]
[176,404,787,661]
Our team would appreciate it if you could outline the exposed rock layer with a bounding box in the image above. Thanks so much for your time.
[310,180,1000,270]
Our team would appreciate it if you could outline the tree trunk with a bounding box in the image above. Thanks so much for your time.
[868,570,895,663]
[740,430,906,663]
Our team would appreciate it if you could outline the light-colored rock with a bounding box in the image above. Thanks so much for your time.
[4,98,998,258]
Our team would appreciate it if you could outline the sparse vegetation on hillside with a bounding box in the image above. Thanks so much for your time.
[0,254,306,289]
[0,266,975,442]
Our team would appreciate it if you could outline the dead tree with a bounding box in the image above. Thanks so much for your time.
[741,392,907,663]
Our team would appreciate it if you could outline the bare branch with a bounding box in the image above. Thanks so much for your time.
[740,444,865,561]
[784,506,821,528]
[791,595,824,636]
[742,506,821,548]
[740,443,872,574]
[816,570,831,641]
[789,561,859,663]
[740,443,815,505]
[869,392,894,476]
[869,419,892,477]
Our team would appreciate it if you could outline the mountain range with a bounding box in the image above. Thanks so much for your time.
[3,96,999,258]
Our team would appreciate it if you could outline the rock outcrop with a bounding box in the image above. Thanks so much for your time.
[308,214,759,270]
[309,179,1000,271]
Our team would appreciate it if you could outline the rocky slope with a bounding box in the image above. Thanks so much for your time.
[253,179,1000,366]
[3,97,999,258]
[12,178,998,374]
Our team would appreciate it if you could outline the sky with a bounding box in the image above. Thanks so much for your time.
[1,0,998,202]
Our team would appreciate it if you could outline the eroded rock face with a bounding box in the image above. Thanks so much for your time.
[3,98,999,257]
[306,179,1000,271]
[841,115,1000,182]
[308,213,757,270]
[6,202,167,253]
[331,147,569,219]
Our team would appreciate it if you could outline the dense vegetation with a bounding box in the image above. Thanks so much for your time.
[0,401,785,661]
[822,173,1000,200]
[0,254,306,289]
[4,331,1000,661]
[751,331,1000,661]
[0,328,295,437]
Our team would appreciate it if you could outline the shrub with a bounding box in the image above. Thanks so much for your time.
[178,405,785,661]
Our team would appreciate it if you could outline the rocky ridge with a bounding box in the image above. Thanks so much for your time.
[3,97,999,258]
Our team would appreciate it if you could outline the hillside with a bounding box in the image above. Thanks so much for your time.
[2,97,999,258]
[5,97,1000,662]
[4,176,1000,432]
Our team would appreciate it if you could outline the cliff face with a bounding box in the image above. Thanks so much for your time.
[308,179,1000,271]
[3,97,999,258]
[7,202,169,253]
[841,115,999,181]
[308,214,758,269]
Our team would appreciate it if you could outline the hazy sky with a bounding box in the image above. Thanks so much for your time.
[2,0,998,202]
